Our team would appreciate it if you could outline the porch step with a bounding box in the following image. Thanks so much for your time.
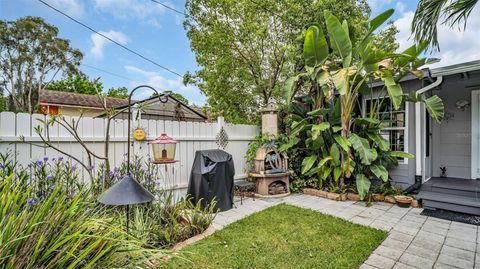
[423,178,480,198]
[417,191,480,215]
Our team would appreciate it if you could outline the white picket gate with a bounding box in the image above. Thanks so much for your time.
[0,112,258,191]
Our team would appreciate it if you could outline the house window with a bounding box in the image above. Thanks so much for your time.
[364,97,408,162]
[39,105,59,115]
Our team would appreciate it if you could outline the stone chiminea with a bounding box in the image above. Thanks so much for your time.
[250,98,290,197]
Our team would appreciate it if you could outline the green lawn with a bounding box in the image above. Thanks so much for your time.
[161,203,387,269]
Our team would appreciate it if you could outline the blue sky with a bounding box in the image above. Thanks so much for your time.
[2,0,480,105]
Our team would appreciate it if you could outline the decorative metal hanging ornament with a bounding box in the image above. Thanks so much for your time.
[216,126,229,149]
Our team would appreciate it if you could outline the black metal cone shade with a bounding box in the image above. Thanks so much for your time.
[99,175,154,205]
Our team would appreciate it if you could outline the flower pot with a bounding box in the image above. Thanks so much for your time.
[384,195,396,204]
[347,192,360,201]
[372,193,385,202]
[394,195,413,208]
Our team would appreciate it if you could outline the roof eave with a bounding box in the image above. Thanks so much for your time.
[430,60,480,77]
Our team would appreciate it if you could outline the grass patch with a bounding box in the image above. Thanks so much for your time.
[162,203,387,269]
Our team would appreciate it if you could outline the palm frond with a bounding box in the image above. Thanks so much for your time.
[444,0,478,28]
[412,0,478,51]
[411,0,449,51]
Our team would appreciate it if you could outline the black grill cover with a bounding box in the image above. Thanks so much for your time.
[187,149,234,212]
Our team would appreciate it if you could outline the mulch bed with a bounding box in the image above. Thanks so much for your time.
[421,209,480,226]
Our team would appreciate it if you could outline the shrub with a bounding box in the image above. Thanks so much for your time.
[0,175,161,268]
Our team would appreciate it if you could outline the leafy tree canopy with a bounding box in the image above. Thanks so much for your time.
[184,0,374,123]
[164,90,189,104]
[48,73,128,99]
[0,16,82,113]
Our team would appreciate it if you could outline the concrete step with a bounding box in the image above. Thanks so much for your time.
[417,191,480,215]
[422,178,480,198]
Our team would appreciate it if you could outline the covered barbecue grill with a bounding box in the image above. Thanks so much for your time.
[187,149,235,212]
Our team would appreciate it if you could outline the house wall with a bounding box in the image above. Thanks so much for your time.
[431,71,480,179]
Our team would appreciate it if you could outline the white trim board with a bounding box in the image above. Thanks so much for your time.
[471,90,480,179]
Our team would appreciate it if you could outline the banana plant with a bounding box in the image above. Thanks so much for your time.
[283,8,445,198]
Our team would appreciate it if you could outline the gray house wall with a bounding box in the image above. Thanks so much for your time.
[431,71,480,179]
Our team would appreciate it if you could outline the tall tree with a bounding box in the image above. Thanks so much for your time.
[48,72,129,99]
[106,86,128,99]
[412,0,478,50]
[164,90,189,104]
[48,73,102,95]
[184,0,371,124]
[0,17,83,113]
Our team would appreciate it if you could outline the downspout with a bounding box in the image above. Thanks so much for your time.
[406,74,443,194]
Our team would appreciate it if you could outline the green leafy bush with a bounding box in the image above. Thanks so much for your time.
[131,197,217,248]
[0,175,161,268]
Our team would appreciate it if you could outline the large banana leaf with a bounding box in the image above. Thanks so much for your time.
[284,74,301,105]
[311,122,330,140]
[333,134,351,151]
[332,68,349,95]
[366,133,389,151]
[356,9,394,54]
[404,91,445,124]
[303,23,329,68]
[278,136,300,152]
[425,95,445,123]
[330,144,341,166]
[349,134,377,165]
[386,151,414,159]
[381,76,403,110]
[324,10,352,67]
[301,155,317,174]
[370,164,389,182]
[356,174,371,200]
[394,42,428,68]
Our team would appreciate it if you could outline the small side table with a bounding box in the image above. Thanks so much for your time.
[234,180,256,205]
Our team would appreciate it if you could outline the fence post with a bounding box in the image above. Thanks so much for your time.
[217,116,225,132]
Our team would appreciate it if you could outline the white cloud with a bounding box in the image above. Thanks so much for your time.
[90,30,129,59]
[393,11,415,52]
[393,5,480,68]
[124,65,205,105]
[93,0,169,27]
[48,0,84,18]
[367,0,392,14]
[395,2,406,13]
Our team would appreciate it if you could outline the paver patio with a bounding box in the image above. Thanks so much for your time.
[211,194,479,269]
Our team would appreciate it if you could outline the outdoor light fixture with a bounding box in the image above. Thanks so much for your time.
[99,85,169,232]
[150,133,178,163]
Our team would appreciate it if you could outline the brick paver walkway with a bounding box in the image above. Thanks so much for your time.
[212,194,479,269]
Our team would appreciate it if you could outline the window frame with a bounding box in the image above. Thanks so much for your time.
[362,96,409,164]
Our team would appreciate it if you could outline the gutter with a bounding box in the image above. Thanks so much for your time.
[408,74,443,194]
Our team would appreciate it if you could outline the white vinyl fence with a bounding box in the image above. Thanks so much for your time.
[0,112,258,191]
